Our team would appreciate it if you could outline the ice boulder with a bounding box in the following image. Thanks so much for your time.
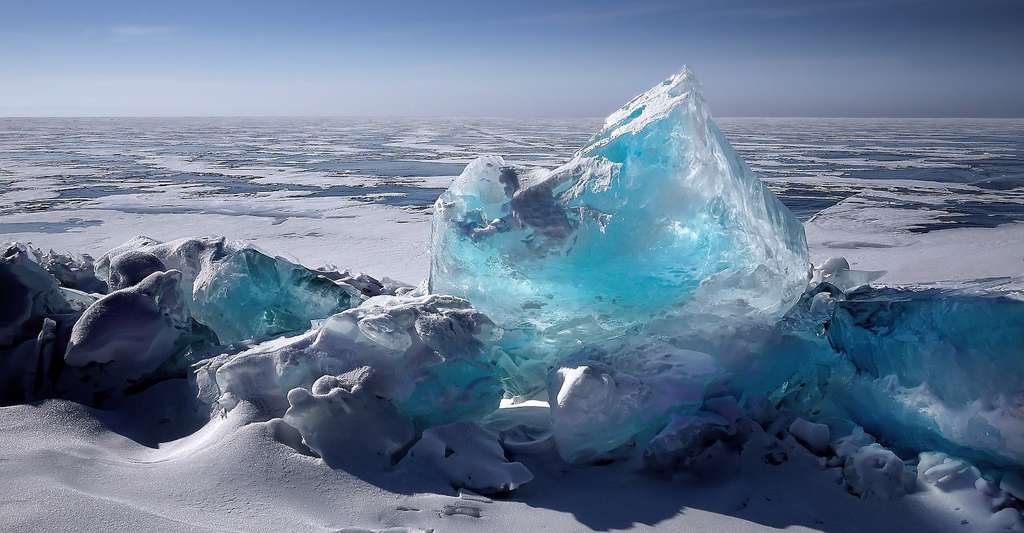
[97,236,366,343]
[33,248,107,293]
[0,243,80,403]
[62,270,217,398]
[400,422,533,494]
[283,367,416,470]
[430,67,808,361]
[826,285,1024,466]
[192,247,364,344]
[198,293,504,425]
[1,243,75,346]
[548,340,719,463]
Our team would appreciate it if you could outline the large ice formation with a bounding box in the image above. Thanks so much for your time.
[97,236,366,343]
[62,270,217,399]
[0,243,80,403]
[430,67,809,355]
[197,293,504,426]
[749,275,1024,468]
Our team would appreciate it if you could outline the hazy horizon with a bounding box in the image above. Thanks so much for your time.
[2,0,1022,118]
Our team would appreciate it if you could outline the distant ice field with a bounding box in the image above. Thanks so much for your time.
[2,117,1023,284]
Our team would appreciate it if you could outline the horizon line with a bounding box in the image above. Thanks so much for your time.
[2,114,1023,120]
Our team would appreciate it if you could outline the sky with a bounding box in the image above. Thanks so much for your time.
[1,0,1022,117]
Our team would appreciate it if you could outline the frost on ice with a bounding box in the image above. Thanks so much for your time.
[198,293,504,427]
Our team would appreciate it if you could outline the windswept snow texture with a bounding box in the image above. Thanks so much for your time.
[430,69,808,348]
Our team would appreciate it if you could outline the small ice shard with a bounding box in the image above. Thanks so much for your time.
[430,67,808,364]
[788,418,831,455]
[97,236,366,343]
[283,367,415,470]
[400,422,533,494]
[200,293,503,425]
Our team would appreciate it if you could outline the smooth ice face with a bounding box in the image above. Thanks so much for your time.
[430,68,808,351]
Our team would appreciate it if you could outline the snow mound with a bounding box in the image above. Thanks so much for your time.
[400,422,533,494]
[198,293,503,426]
[283,367,415,471]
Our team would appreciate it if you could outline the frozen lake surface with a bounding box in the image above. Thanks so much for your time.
[2,117,1023,283]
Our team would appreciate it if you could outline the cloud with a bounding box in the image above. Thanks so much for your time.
[110,25,180,37]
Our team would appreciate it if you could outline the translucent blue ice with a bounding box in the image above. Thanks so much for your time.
[192,247,363,344]
[826,285,1024,466]
[749,280,1024,468]
[98,237,366,344]
[430,68,809,377]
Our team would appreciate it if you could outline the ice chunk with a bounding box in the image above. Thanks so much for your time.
[62,270,216,398]
[643,412,733,471]
[34,248,107,293]
[107,250,166,291]
[1,242,74,345]
[200,293,503,425]
[844,444,907,500]
[192,247,363,344]
[827,285,1024,465]
[430,68,808,372]
[98,236,366,343]
[0,243,81,403]
[400,422,533,493]
[788,418,831,455]
[283,367,415,470]
[917,452,980,488]
[548,342,718,463]
[810,256,884,292]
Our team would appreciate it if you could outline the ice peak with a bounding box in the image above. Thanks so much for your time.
[583,66,706,155]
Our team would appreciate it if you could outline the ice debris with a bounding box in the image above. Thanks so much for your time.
[430,67,809,375]
[548,340,718,463]
[400,422,533,494]
[62,270,216,398]
[97,236,366,343]
[197,293,504,426]
[283,367,416,470]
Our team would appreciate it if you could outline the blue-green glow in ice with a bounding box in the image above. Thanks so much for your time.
[430,67,808,370]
